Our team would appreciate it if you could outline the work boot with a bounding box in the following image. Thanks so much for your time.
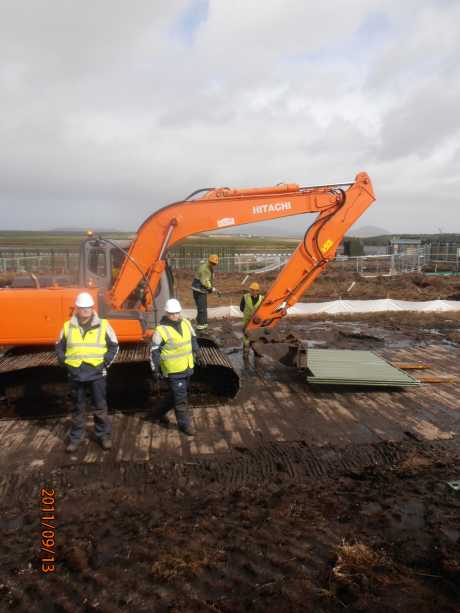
[66,440,81,453]
[150,401,172,425]
[175,400,193,436]
[100,437,112,451]
[179,424,194,436]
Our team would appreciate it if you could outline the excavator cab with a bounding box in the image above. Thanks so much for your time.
[79,238,131,291]
[78,237,175,323]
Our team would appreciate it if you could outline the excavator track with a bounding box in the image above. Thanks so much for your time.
[0,342,239,420]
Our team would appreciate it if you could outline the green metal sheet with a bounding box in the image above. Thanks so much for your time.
[306,349,420,387]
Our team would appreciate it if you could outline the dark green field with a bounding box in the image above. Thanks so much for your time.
[0,231,133,247]
[0,231,299,251]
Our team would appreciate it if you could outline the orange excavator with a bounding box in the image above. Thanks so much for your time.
[0,172,375,413]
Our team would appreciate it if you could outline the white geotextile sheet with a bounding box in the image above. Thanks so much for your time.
[182,299,460,319]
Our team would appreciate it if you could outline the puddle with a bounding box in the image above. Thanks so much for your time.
[385,339,413,348]
[441,339,458,347]
[302,339,327,348]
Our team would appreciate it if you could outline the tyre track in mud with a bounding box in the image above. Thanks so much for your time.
[2,436,459,504]
[1,438,459,613]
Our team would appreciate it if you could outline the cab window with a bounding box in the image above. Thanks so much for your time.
[88,249,107,277]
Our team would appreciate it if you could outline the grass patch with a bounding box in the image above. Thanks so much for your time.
[0,231,299,251]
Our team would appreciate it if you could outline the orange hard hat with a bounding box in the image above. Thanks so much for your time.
[249,282,260,291]
[208,254,219,265]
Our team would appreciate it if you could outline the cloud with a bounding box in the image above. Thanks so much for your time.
[0,0,459,236]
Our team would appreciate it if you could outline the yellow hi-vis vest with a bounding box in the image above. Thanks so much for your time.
[156,319,194,376]
[64,319,108,368]
[243,293,264,326]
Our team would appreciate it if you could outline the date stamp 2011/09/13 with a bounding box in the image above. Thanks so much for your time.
[40,488,56,573]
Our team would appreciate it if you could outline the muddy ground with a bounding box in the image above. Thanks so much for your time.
[1,441,459,613]
[1,281,460,611]
[174,269,460,308]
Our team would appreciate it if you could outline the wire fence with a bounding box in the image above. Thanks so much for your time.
[0,246,455,278]
[428,252,460,270]
[169,249,429,276]
[167,253,293,274]
[0,251,80,275]
[331,251,427,277]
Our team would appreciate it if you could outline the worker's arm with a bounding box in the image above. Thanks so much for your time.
[55,328,67,366]
[239,296,245,312]
[103,323,119,368]
[149,330,164,373]
[190,323,199,355]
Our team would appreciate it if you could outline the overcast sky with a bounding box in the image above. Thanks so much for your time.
[1,0,459,235]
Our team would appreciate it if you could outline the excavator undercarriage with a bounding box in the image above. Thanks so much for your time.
[0,339,239,420]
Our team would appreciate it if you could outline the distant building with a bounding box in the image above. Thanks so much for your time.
[388,238,422,255]
[363,245,388,256]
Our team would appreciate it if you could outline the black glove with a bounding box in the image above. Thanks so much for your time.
[152,370,162,382]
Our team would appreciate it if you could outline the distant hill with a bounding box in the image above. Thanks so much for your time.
[347,225,391,238]
[50,227,129,233]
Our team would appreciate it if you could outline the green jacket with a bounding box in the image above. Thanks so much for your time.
[242,293,264,325]
[192,261,214,293]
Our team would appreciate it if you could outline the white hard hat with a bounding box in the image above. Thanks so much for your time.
[75,292,95,308]
[165,298,182,313]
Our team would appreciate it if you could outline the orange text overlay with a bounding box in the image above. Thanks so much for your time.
[40,488,56,573]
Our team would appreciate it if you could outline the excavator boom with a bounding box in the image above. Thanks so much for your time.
[112,172,375,329]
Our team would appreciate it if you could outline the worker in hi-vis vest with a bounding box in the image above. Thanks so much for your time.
[240,282,264,356]
[191,254,220,330]
[149,298,199,436]
[55,292,119,453]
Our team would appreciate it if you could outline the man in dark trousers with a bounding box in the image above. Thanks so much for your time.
[150,298,199,436]
[56,292,119,453]
[191,254,220,330]
[240,281,264,356]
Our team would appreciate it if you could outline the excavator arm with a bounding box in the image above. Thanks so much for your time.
[247,172,375,330]
[111,172,375,329]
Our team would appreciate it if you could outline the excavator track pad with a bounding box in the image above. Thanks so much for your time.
[0,340,239,420]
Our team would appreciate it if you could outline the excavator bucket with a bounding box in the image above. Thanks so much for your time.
[249,329,302,367]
